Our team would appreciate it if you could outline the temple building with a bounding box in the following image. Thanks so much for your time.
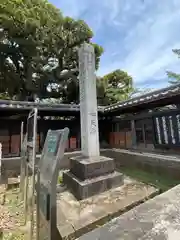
[0,83,180,157]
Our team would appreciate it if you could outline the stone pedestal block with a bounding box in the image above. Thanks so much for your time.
[63,156,124,200]
[70,156,115,180]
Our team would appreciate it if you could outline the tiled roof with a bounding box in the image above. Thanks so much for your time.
[0,99,105,113]
[104,83,180,112]
[0,83,180,114]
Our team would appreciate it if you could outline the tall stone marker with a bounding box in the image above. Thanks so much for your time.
[64,43,123,200]
[79,43,100,157]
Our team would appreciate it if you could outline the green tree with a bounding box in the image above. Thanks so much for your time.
[0,0,103,101]
[167,49,180,84]
[60,69,134,105]
[41,69,134,106]
[98,69,134,105]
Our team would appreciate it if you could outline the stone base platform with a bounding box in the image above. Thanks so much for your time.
[63,171,123,200]
[63,156,123,200]
[56,177,159,239]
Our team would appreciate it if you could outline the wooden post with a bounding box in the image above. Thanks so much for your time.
[131,120,137,148]
[142,123,146,148]
[0,143,2,183]
[20,122,24,152]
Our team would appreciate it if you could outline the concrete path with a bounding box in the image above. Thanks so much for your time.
[78,184,180,240]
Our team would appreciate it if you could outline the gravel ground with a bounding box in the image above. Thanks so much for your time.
[0,185,27,239]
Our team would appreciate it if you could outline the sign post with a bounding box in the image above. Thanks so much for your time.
[36,128,69,240]
[19,121,27,199]
[19,134,27,200]
[23,108,38,234]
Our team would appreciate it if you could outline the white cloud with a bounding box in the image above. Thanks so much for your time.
[50,0,86,18]
[50,0,180,88]
[97,0,180,86]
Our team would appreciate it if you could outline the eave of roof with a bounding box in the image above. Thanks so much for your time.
[0,100,79,111]
[0,100,105,116]
[104,83,180,113]
[0,83,180,116]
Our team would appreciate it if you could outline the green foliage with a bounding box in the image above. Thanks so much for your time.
[97,69,134,105]
[167,71,180,84]
[0,0,103,101]
[40,68,134,105]
[3,231,25,240]
[0,0,134,105]
[0,92,11,100]
[92,43,104,70]
[58,175,63,184]
[167,49,180,84]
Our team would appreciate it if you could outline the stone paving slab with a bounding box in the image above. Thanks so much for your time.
[78,184,180,240]
[56,176,159,239]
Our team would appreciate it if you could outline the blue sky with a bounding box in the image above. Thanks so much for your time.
[49,0,180,89]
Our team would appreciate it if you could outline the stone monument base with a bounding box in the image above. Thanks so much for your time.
[63,156,123,200]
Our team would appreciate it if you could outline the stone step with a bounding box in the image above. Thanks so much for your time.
[63,171,124,200]
[70,156,115,181]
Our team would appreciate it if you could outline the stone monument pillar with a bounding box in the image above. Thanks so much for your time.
[79,43,100,157]
[63,43,123,200]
